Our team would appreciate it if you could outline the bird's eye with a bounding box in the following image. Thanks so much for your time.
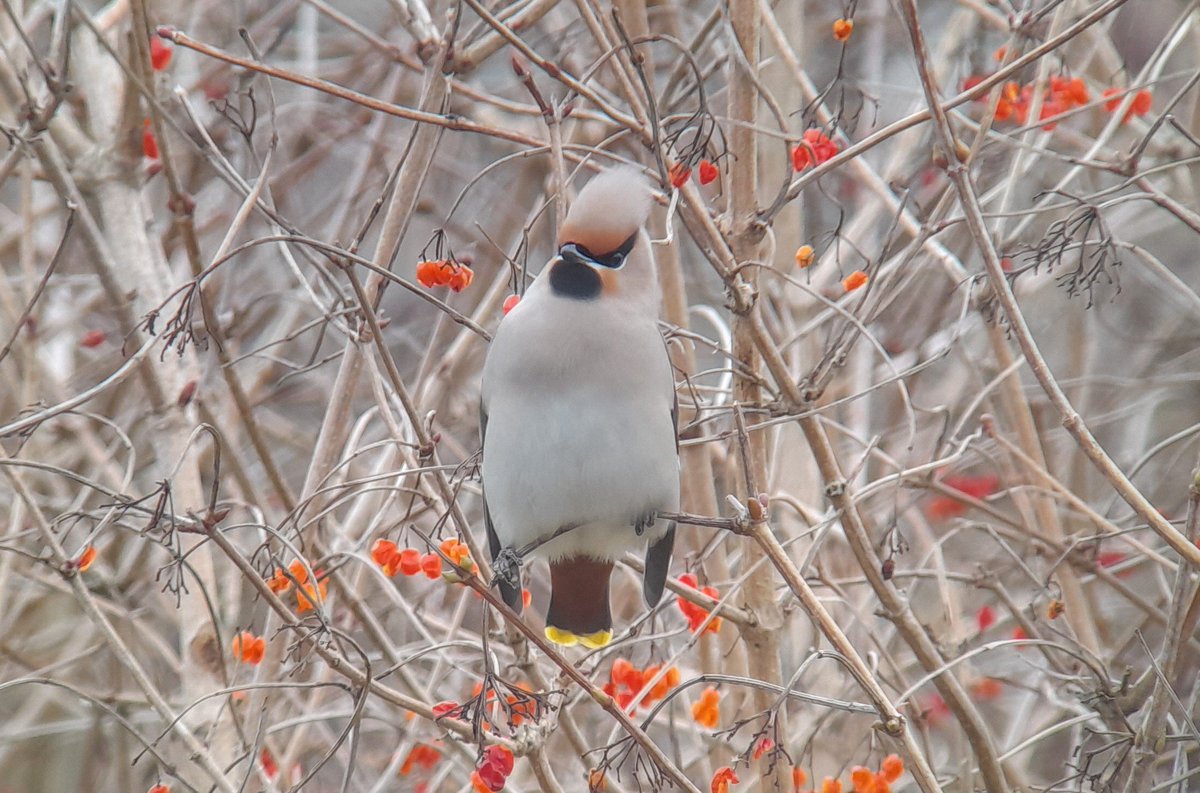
[558,232,639,269]
[592,232,638,269]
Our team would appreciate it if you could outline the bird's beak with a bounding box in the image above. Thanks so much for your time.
[559,243,597,269]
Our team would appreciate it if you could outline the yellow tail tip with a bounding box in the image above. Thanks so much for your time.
[544,626,613,649]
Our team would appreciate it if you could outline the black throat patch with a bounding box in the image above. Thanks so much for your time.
[549,232,637,300]
[549,257,602,300]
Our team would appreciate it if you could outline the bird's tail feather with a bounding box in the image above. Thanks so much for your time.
[642,523,676,608]
[545,557,613,649]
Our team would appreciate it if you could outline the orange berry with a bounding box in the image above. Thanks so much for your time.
[267,568,291,594]
[415,260,441,288]
[398,548,422,576]
[149,785,171,793]
[77,545,98,572]
[1066,77,1089,106]
[691,686,720,728]
[795,244,815,268]
[287,560,310,585]
[295,577,327,613]
[972,677,1003,700]
[832,18,853,42]
[446,264,474,293]
[880,754,904,783]
[821,778,843,793]
[842,270,869,292]
[1130,89,1152,116]
[611,658,643,691]
[1103,87,1123,112]
[420,552,442,579]
[371,539,400,575]
[647,665,679,700]
[470,770,492,793]
[711,766,739,793]
[792,767,808,792]
[1047,599,1065,620]
[232,631,266,665]
[850,766,875,793]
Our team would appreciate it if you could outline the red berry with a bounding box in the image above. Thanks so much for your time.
[150,37,173,70]
[484,745,515,776]
[142,120,159,160]
[668,162,690,188]
[698,159,718,185]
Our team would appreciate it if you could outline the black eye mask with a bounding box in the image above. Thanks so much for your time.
[558,231,638,269]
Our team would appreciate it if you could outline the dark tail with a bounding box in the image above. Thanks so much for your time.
[545,557,613,648]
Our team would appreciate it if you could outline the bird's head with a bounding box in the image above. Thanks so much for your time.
[549,167,658,305]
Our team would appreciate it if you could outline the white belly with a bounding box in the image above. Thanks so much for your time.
[482,390,678,561]
[480,299,679,562]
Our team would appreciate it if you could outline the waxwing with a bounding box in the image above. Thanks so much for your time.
[479,166,680,648]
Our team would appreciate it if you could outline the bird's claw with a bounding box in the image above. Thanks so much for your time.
[634,511,657,536]
[493,547,523,588]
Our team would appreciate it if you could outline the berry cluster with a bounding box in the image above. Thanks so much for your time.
[266,560,328,613]
[668,159,720,188]
[792,129,840,171]
[963,71,1153,131]
[415,259,474,292]
[601,658,680,711]
[471,745,514,792]
[370,538,473,579]
[676,573,722,634]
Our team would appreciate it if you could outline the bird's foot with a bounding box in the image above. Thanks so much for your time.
[634,510,658,536]
[493,546,523,589]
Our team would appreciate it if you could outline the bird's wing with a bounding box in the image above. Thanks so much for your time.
[480,399,523,610]
[643,335,679,607]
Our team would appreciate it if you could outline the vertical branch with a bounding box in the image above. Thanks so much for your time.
[984,324,1100,654]
[745,311,1006,793]
[724,1,789,790]
[1122,461,1200,792]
